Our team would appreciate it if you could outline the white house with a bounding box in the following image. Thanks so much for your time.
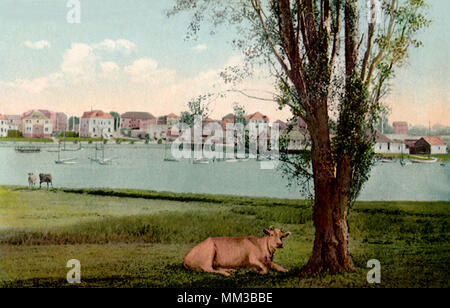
[373,130,408,154]
[80,110,114,138]
[0,114,9,137]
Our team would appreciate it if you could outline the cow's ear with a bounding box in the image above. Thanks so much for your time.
[282,231,291,238]
[263,229,271,235]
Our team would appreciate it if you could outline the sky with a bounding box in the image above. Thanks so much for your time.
[0,0,448,126]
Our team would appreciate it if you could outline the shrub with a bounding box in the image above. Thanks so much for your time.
[7,130,22,138]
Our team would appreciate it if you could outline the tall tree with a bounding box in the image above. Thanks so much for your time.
[109,112,121,132]
[170,0,430,274]
[68,116,80,131]
[179,94,212,127]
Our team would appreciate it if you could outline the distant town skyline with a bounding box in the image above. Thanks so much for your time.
[0,0,448,126]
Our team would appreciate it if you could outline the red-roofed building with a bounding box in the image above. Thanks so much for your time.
[414,137,448,154]
[121,112,156,130]
[246,112,269,126]
[80,110,114,138]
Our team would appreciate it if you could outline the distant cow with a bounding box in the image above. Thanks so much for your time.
[183,228,291,277]
[28,173,37,188]
[39,174,53,189]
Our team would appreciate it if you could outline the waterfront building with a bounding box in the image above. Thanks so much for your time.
[414,137,448,154]
[80,110,114,138]
[0,114,9,137]
[121,112,156,130]
[21,110,53,138]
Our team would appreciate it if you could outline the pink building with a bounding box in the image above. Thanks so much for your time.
[21,110,53,138]
[393,121,408,135]
[121,112,156,130]
[21,109,67,133]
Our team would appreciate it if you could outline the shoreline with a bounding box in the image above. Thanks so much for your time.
[2,185,449,205]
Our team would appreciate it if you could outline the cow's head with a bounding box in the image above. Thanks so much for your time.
[264,227,291,250]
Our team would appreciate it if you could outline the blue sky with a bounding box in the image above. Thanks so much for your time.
[0,0,448,125]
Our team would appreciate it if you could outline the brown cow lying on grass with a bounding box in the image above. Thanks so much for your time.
[183,228,291,276]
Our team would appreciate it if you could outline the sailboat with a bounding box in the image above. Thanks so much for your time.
[89,142,113,165]
[55,142,77,164]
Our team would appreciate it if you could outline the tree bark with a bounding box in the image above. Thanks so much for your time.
[300,101,355,275]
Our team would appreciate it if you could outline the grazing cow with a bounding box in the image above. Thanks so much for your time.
[39,173,53,189]
[183,227,291,277]
[28,173,37,188]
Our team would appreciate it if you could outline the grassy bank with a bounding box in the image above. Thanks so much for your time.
[0,137,54,143]
[57,137,103,143]
[377,153,450,160]
[0,186,448,288]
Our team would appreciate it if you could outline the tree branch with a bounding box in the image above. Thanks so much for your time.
[365,0,397,86]
[329,0,341,68]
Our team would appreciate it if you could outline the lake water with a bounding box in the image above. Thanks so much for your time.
[0,144,448,201]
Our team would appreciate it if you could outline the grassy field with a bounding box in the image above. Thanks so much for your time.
[0,186,448,288]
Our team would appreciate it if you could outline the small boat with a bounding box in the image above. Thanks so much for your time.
[54,142,77,164]
[237,158,250,162]
[15,146,41,153]
[411,157,438,164]
[193,158,210,164]
[98,158,113,165]
[225,159,238,163]
[55,159,77,165]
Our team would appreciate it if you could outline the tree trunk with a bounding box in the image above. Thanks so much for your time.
[300,103,355,275]
[301,169,355,274]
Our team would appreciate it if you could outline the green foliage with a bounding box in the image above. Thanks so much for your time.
[7,130,22,138]
[68,117,80,131]
[179,94,213,128]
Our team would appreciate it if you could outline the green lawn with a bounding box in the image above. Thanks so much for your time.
[0,137,54,143]
[0,186,448,288]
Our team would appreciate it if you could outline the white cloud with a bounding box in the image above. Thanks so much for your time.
[60,43,98,82]
[23,40,51,50]
[193,44,208,52]
[124,58,176,84]
[95,39,136,54]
